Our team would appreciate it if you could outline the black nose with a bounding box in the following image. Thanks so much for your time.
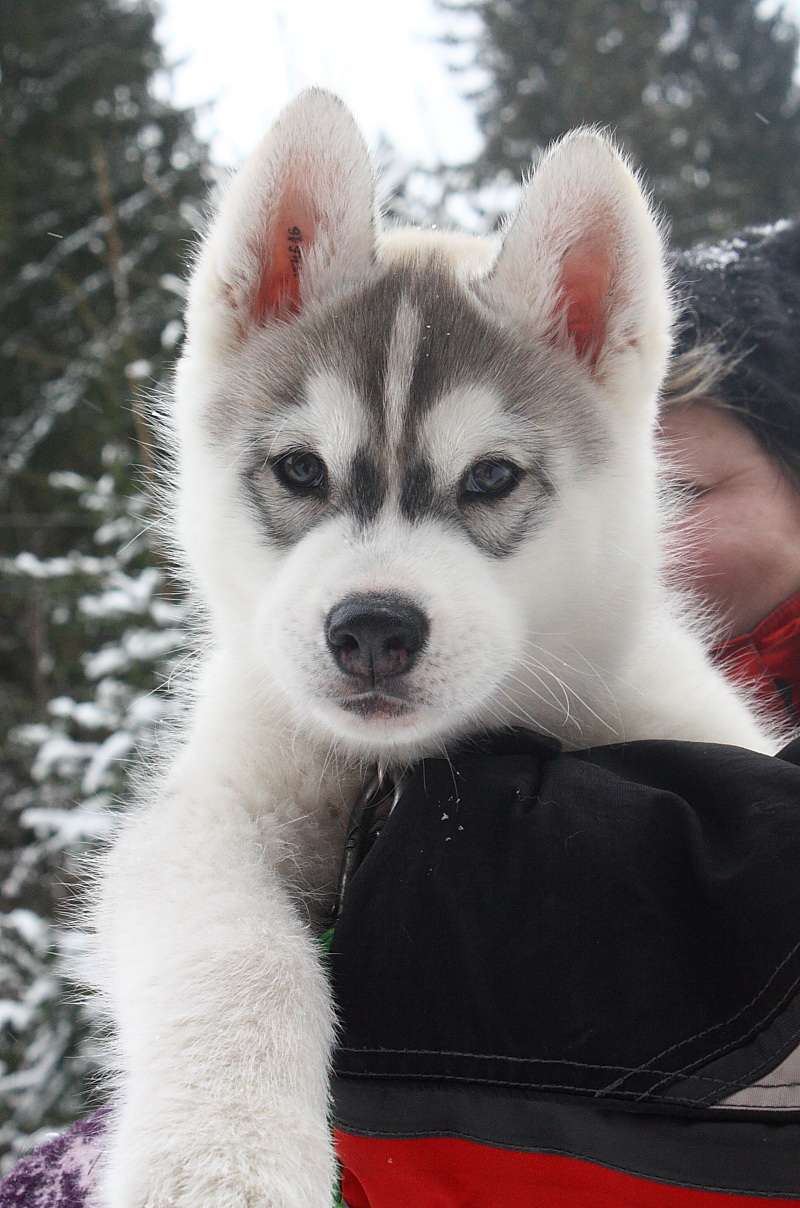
[326,594,429,682]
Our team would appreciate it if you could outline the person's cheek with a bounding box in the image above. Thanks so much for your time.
[685,482,773,623]
[680,491,743,599]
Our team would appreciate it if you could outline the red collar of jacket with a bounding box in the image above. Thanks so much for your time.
[714,590,800,729]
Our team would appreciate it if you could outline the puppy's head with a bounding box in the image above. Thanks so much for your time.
[174,90,672,757]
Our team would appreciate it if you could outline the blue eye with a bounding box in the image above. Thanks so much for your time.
[462,459,520,500]
[273,450,327,493]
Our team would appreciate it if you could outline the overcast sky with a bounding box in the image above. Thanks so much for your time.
[158,0,800,170]
[157,0,482,168]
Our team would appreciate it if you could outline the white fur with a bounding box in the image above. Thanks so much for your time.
[90,90,779,1208]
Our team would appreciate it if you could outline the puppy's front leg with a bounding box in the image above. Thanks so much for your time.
[93,777,338,1208]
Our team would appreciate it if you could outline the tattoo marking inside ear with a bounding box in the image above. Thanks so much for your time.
[288,226,303,277]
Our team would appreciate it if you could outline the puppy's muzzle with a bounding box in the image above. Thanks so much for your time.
[326,593,428,684]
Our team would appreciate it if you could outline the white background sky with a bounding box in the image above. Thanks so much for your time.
[157,0,482,168]
[158,0,800,171]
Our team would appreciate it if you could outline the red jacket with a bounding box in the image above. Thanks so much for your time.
[714,590,800,731]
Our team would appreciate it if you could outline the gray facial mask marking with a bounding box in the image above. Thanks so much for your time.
[228,258,606,554]
[344,448,386,527]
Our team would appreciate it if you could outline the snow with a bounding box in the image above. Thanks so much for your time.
[81,731,136,796]
[3,377,83,473]
[48,471,91,492]
[79,567,163,618]
[96,515,140,544]
[81,647,128,679]
[128,692,172,727]
[7,185,155,293]
[0,1001,35,1031]
[126,627,184,659]
[597,28,624,53]
[151,598,188,625]
[685,219,793,271]
[5,910,49,951]
[159,272,187,297]
[749,218,792,237]
[685,235,748,269]
[28,735,99,783]
[20,806,116,842]
[161,318,184,348]
[125,359,153,380]
[659,8,690,54]
[48,698,111,729]
[9,551,111,579]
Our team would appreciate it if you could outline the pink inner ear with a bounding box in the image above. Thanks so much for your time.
[556,232,615,367]
[251,184,317,324]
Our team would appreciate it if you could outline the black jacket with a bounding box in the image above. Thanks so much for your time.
[331,732,800,1204]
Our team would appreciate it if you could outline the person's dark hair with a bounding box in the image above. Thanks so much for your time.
[663,218,800,489]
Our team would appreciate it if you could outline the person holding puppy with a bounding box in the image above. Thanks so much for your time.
[660,218,800,729]
[3,101,800,1206]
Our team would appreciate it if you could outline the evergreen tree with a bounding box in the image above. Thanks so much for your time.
[0,452,187,1165]
[440,0,800,241]
[0,0,209,1165]
[1,0,207,733]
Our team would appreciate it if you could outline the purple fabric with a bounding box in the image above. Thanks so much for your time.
[0,1110,108,1208]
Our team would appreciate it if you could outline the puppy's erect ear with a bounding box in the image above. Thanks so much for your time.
[187,90,375,350]
[483,130,672,405]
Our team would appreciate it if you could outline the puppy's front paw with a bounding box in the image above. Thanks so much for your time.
[96,1107,337,1208]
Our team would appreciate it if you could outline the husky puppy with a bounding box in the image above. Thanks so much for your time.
[93,90,775,1207]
